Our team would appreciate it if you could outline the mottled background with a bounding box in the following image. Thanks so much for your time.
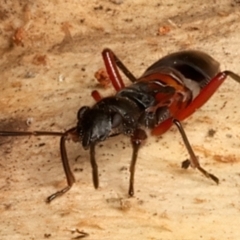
[1,1,240,239]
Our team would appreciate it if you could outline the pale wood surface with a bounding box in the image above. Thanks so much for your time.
[1,1,240,239]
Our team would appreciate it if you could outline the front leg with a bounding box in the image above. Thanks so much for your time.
[128,129,147,196]
[90,143,99,189]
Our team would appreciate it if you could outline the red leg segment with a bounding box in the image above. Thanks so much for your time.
[102,48,137,92]
[102,49,126,91]
[176,71,227,120]
[91,90,102,102]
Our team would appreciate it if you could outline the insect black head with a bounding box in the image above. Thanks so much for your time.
[77,107,116,149]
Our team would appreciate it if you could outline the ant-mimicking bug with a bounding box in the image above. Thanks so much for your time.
[1,48,240,202]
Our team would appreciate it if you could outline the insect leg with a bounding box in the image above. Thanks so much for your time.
[91,90,102,102]
[46,128,77,203]
[129,129,147,196]
[0,129,77,202]
[173,119,219,184]
[90,142,99,189]
[0,130,63,137]
[177,71,240,121]
[102,48,137,91]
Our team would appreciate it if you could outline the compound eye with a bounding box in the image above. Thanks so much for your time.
[111,113,122,128]
[77,106,90,120]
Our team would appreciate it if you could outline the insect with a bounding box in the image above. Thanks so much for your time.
[1,49,240,203]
